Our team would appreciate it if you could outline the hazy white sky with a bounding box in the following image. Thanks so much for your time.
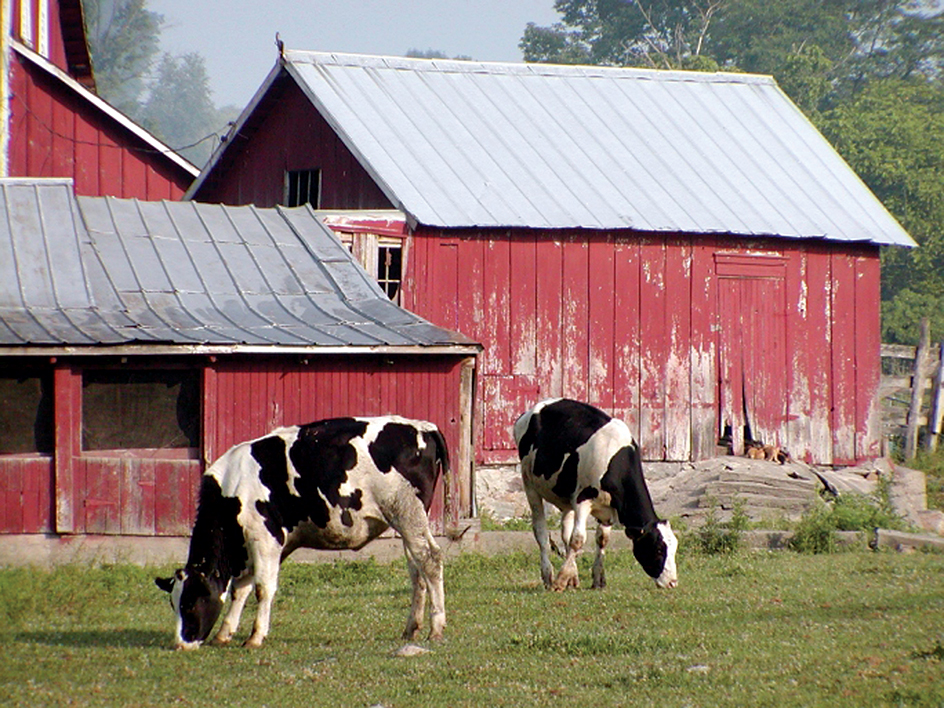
[149,0,561,109]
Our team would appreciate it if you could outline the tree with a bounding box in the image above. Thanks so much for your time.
[817,78,944,343]
[141,53,223,167]
[83,0,163,120]
[406,49,474,60]
[520,0,724,68]
[83,0,237,167]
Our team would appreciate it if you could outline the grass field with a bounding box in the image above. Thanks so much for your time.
[1,547,942,708]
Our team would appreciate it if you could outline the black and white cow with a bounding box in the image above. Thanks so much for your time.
[155,416,448,650]
[513,399,678,591]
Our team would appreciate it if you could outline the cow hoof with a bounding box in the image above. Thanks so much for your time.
[242,637,264,649]
[173,642,201,651]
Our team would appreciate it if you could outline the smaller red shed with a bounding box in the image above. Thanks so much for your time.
[0,178,479,539]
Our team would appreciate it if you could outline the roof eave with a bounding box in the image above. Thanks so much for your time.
[0,343,483,358]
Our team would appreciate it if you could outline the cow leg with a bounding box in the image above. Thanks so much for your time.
[212,575,253,645]
[400,526,445,641]
[592,523,611,589]
[560,508,575,555]
[552,502,590,591]
[402,542,427,640]
[525,482,555,589]
[244,548,281,648]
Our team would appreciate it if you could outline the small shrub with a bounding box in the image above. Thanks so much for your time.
[790,502,838,554]
[790,490,908,554]
[694,497,749,555]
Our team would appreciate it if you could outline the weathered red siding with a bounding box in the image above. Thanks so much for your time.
[1,354,469,535]
[404,227,883,466]
[190,77,392,208]
[7,52,191,199]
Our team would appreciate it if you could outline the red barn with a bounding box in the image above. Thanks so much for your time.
[2,0,197,197]
[0,178,478,538]
[188,50,916,469]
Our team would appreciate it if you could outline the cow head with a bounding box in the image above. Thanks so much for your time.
[155,568,226,650]
[628,520,678,589]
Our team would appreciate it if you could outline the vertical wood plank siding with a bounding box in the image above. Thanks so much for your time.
[8,54,190,200]
[1,355,467,535]
[404,228,883,466]
[191,79,393,209]
[202,356,467,533]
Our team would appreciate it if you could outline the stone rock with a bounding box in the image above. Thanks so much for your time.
[889,464,928,526]
[917,509,944,535]
[393,644,431,657]
[472,455,938,534]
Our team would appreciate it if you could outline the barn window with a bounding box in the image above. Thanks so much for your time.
[377,240,403,302]
[82,369,200,451]
[0,370,53,455]
[336,232,403,304]
[285,169,321,207]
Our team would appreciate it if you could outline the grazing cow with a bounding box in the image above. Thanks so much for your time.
[513,399,678,592]
[155,416,448,650]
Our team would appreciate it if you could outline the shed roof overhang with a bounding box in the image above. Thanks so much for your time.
[0,342,482,358]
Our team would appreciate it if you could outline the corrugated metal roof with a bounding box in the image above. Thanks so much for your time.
[0,178,477,353]
[215,50,912,246]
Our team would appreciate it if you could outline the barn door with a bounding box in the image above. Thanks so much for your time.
[715,254,788,456]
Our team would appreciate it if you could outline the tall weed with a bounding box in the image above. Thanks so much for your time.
[693,497,750,555]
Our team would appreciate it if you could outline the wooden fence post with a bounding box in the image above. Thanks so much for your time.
[904,318,931,459]
[926,340,944,453]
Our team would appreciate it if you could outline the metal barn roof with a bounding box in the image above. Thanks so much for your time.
[0,179,477,355]
[193,50,914,247]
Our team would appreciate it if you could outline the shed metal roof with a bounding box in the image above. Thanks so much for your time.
[0,178,477,355]
[192,51,914,247]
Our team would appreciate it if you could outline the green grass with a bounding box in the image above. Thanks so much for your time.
[1,549,943,707]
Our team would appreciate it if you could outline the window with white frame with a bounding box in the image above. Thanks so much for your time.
[336,232,404,304]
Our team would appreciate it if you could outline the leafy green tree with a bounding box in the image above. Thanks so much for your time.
[141,53,221,166]
[520,0,723,68]
[817,78,944,343]
[83,0,238,167]
[83,0,163,120]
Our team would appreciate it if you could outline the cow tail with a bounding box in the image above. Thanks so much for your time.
[431,427,451,482]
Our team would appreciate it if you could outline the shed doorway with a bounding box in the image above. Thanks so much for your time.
[715,254,789,457]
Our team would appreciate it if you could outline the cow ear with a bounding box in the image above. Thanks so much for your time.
[625,526,644,541]
[155,576,174,593]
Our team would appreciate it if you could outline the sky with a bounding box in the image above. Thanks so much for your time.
[148,0,561,109]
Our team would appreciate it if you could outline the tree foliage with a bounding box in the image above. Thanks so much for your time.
[140,53,229,166]
[521,0,944,344]
[84,0,163,119]
[83,0,236,167]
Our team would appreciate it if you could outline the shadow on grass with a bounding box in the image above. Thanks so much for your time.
[17,628,168,649]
